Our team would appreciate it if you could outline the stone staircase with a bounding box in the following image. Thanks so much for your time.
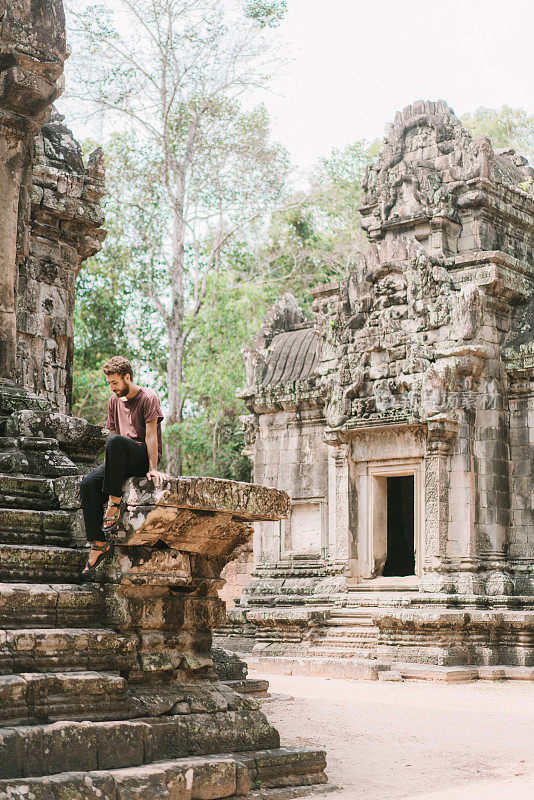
[307,588,425,658]
[308,608,379,658]
[0,391,327,798]
[0,471,137,736]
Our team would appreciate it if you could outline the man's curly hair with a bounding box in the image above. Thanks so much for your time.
[103,356,134,381]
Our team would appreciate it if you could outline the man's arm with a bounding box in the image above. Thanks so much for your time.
[145,418,167,486]
[105,396,116,433]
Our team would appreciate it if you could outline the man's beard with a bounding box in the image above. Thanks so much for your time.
[115,386,130,397]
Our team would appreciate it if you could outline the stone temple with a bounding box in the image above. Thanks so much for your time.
[216,100,534,677]
[0,2,327,796]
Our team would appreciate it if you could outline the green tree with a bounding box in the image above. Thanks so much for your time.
[65,0,288,474]
[72,207,136,424]
[238,138,380,309]
[173,272,269,479]
[462,105,534,162]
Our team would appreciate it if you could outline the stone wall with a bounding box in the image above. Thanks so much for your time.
[1,0,105,413]
[506,302,534,593]
[254,408,328,561]
[1,0,68,380]
[219,541,254,607]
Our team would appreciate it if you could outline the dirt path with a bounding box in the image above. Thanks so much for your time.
[256,673,534,800]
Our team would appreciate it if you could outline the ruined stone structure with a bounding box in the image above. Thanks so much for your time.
[1,1,106,413]
[0,2,327,795]
[19,111,106,412]
[218,101,534,676]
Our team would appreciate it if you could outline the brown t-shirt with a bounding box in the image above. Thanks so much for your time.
[106,388,164,462]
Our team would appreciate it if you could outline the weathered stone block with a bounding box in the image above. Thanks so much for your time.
[183,710,280,755]
[0,729,22,778]
[94,721,149,771]
[187,757,237,799]
[143,719,188,762]
[5,410,106,462]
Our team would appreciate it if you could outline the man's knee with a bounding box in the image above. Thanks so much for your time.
[80,470,101,498]
[105,433,125,452]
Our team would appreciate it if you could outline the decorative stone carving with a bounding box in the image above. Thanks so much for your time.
[18,111,106,411]
[0,0,68,379]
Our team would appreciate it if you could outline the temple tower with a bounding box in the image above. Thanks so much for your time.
[223,101,534,672]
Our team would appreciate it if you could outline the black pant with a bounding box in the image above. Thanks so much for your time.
[80,434,149,542]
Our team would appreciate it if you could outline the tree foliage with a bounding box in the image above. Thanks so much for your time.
[171,272,269,479]
[462,105,534,162]
[65,0,289,473]
[243,0,287,28]
[72,201,136,424]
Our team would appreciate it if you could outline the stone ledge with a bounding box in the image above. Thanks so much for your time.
[112,477,289,560]
[245,609,329,627]
[124,476,290,521]
[245,656,534,683]
[0,747,328,798]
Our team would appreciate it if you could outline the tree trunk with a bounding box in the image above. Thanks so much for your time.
[165,187,186,477]
[166,329,184,476]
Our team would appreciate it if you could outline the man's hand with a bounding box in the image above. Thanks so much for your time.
[146,469,169,487]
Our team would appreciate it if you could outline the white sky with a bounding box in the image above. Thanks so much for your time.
[60,0,534,170]
[264,0,534,167]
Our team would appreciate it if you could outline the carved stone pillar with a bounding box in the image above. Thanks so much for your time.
[326,436,353,575]
[0,0,67,377]
[421,416,458,593]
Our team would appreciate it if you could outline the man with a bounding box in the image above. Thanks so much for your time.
[80,356,168,578]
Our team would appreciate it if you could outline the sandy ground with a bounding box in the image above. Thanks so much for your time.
[256,673,534,800]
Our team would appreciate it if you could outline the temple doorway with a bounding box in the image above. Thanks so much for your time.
[362,460,423,582]
[382,475,415,576]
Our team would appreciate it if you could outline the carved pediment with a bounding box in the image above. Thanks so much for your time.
[361,99,533,262]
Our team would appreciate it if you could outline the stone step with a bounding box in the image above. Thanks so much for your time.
[0,671,129,726]
[0,712,281,779]
[320,623,378,635]
[308,647,377,659]
[312,638,377,650]
[347,584,419,593]
[0,508,76,547]
[313,634,378,647]
[0,439,79,477]
[327,613,376,625]
[0,717,189,779]
[0,476,59,511]
[0,628,138,673]
[0,544,85,583]
[0,583,103,629]
[343,593,420,607]
[0,746,327,797]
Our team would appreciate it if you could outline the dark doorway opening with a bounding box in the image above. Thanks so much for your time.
[382,475,415,577]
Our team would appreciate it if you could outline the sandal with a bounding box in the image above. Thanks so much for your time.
[101,499,125,534]
[81,542,112,579]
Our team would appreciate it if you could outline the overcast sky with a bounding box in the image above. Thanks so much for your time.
[263,0,534,167]
[60,0,534,170]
